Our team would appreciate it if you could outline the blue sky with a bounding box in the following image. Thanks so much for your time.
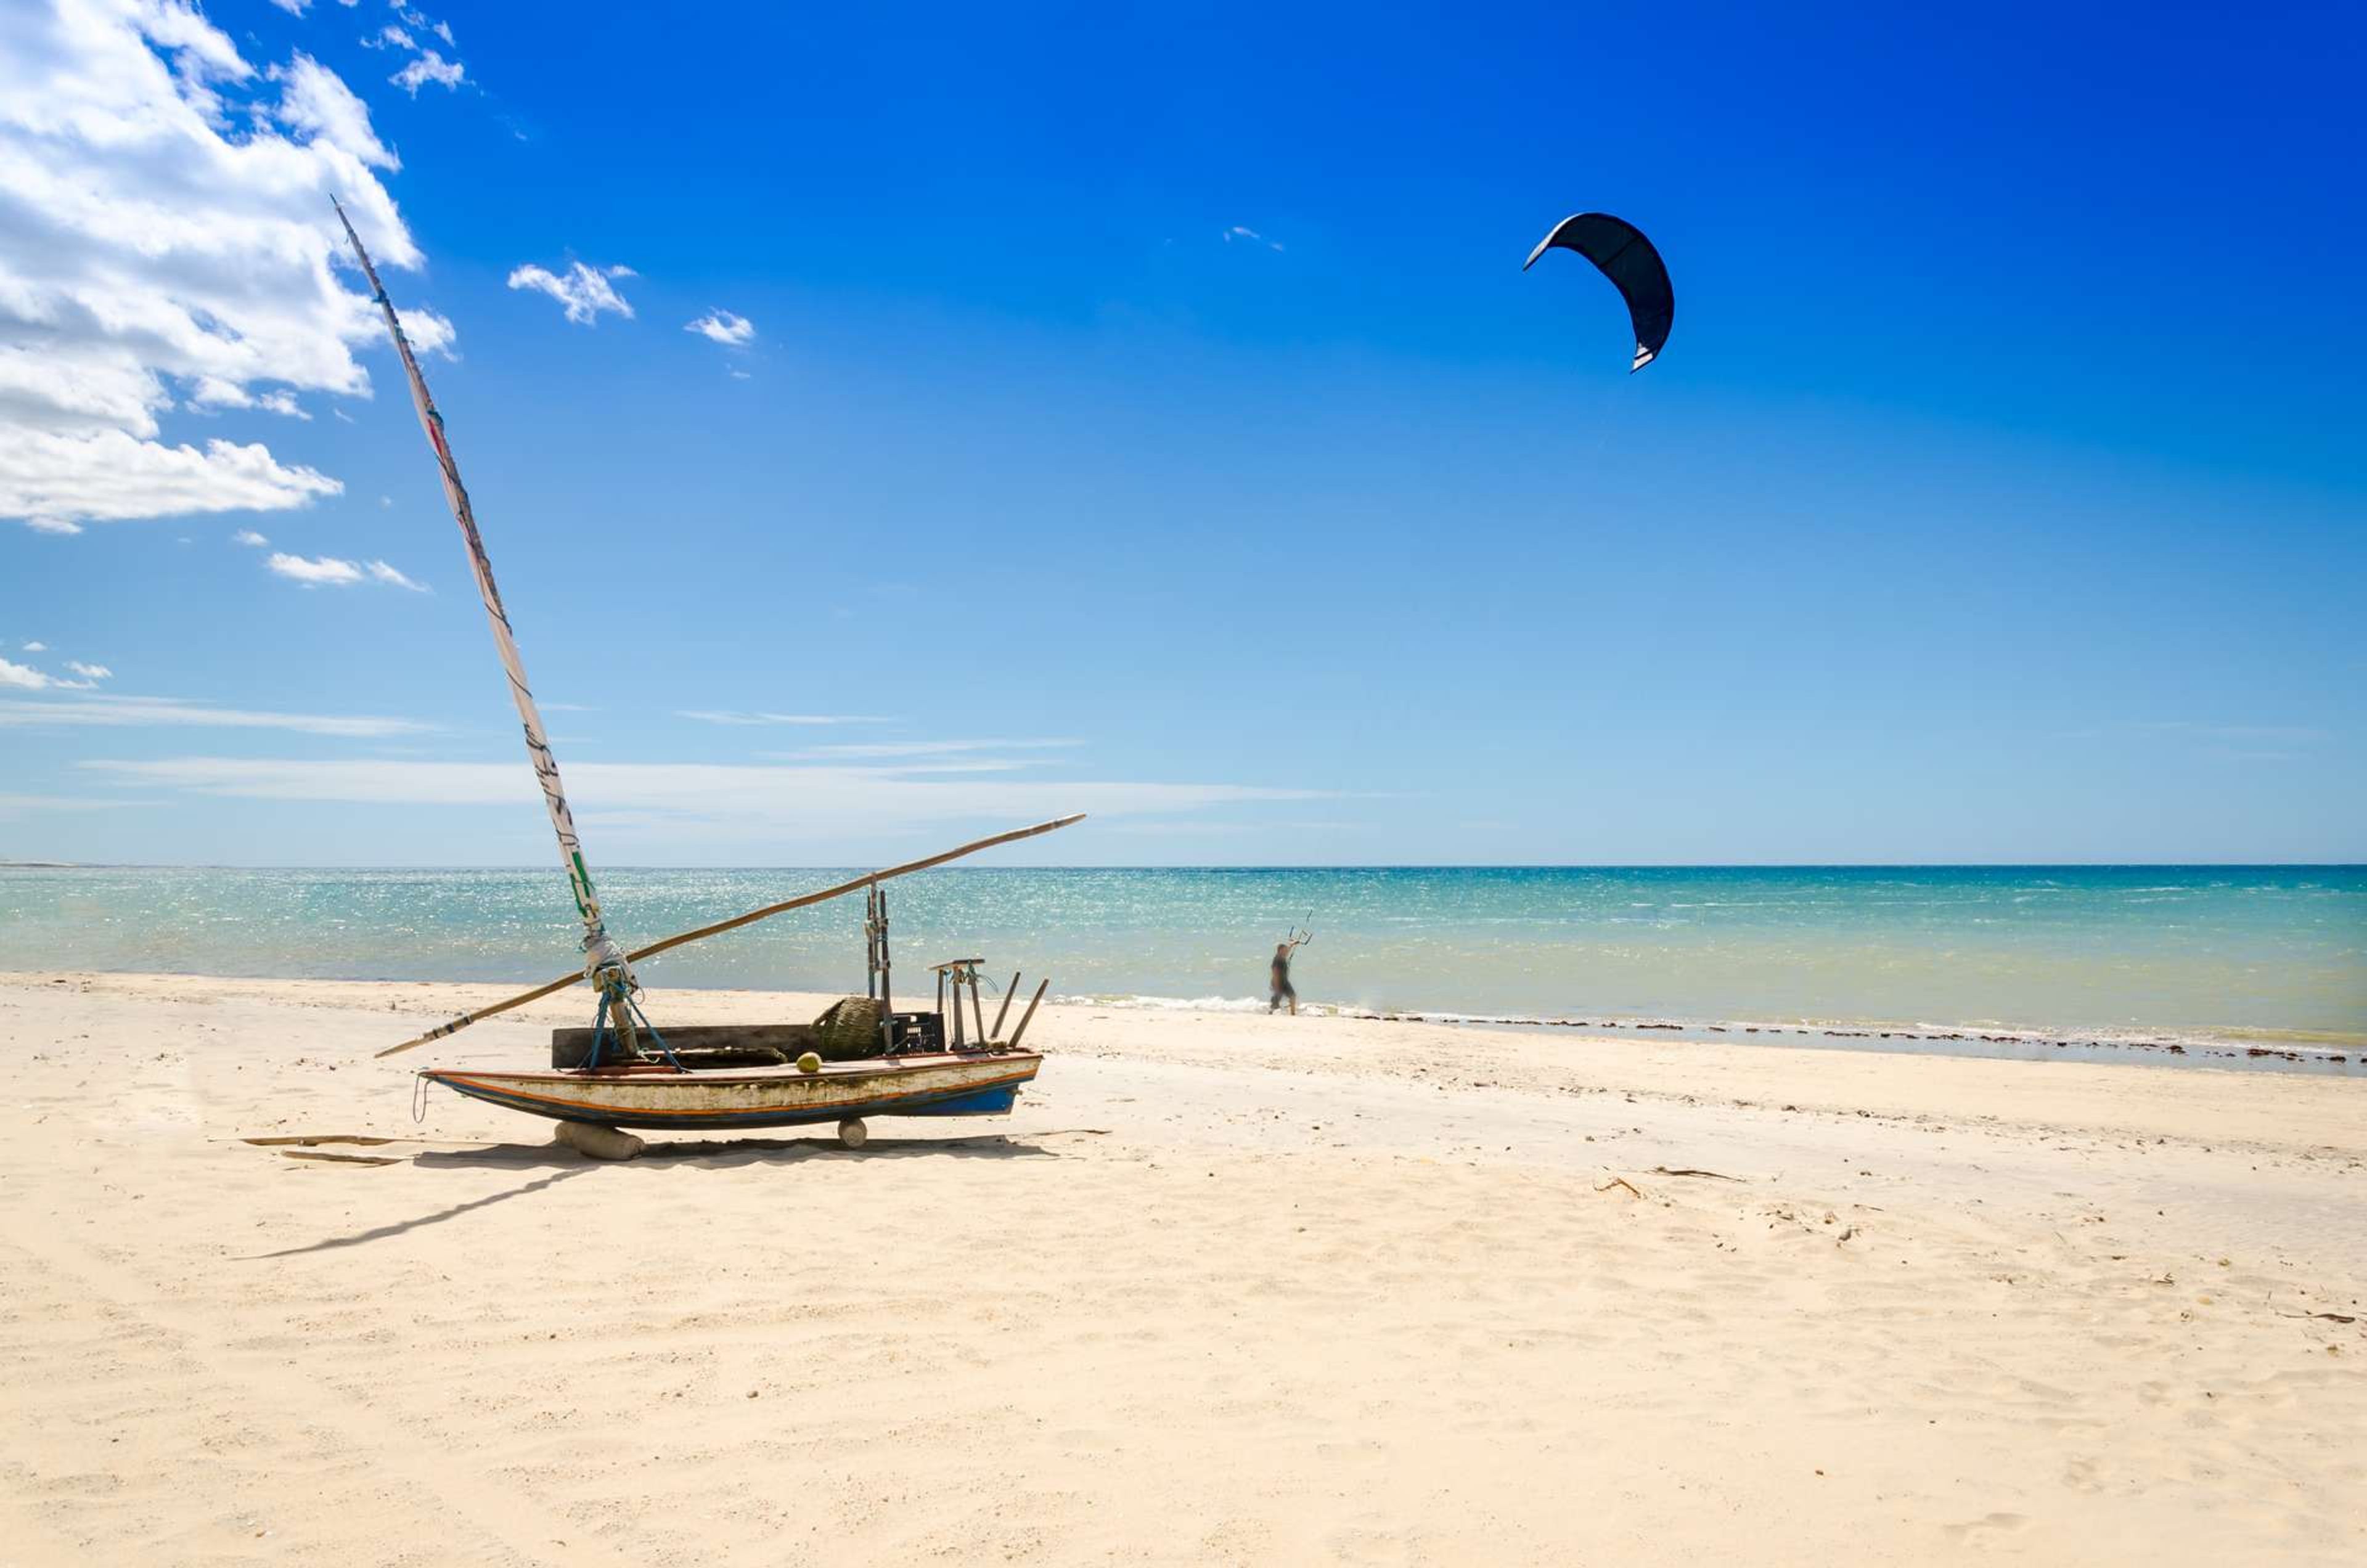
[2,0,2362,865]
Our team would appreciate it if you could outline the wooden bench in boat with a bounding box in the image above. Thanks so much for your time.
[550,1022,819,1070]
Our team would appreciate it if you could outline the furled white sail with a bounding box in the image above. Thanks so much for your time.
[332,198,629,987]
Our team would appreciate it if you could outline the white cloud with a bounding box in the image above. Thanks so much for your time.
[676,710,891,726]
[1224,224,1285,253]
[508,262,636,325]
[0,1,439,533]
[363,25,414,49]
[0,651,100,690]
[685,309,755,347]
[232,528,269,546]
[3,430,340,531]
[80,757,1335,835]
[274,52,394,170]
[266,551,364,585]
[433,19,452,44]
[269,0,310,14]
[0,695,428,737]
[390,49,464,96]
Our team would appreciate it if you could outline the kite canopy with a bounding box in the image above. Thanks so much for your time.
[1524,213,1674,372]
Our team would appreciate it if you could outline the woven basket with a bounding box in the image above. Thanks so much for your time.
[809,995,883,1059]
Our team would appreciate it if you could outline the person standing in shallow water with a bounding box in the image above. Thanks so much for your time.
[1269,935,1307,1015]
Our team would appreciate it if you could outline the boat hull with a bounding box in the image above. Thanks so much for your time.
[424,1051,1040,1131]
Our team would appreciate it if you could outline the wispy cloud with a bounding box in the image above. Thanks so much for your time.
[65,661,112,681]
[80,757,1337,834]
[685,309,756,347]
[771,739,1084,760]
[232,528,269,547]
[2133,721,2331,744]
[365,558,428,591]
[385,2,456,46]
[1224,224,1285,253]
[507,261,635,325]
[676,711,892,726]
[1,696,430,737]
[1098,817,1363,836]
[0,793,147,815]
[2069,720,2334,746]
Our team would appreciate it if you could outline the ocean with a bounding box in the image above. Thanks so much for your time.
[3,865,2360,1071]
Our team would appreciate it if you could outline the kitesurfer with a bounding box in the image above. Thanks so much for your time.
[1269,933,1308,1015]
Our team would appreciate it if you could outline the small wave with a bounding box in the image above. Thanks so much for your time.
[1054,992,1277,1015]
[1042,994,2361,1068]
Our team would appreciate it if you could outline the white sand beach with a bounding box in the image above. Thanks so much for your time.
[2,970,2361,1566]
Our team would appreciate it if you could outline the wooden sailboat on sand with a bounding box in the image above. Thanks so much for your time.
[333,200,1077,1153]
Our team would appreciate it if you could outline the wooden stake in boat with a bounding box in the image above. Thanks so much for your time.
[991,973,1020,1040]
[375,814,1086,1057]
[1007,978,1051,1051]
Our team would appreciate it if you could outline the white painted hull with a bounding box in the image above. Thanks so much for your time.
[425,1051,1040,1130]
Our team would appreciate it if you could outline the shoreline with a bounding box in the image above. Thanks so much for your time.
[5,963,2355,1076]
[1061,992,2364,1074]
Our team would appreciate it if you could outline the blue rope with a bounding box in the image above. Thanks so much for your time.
[583,978,682,1071]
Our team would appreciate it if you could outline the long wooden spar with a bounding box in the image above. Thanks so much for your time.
[377,814,1084,1058]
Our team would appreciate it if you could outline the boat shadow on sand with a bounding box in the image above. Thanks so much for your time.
[245,1130,1090,1259]
[419,1129,1077,1170]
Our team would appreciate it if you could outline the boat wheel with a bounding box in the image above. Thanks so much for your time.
[836,1117,869,1151]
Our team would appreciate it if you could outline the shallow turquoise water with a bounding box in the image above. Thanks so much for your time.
[3,865,2360,1055]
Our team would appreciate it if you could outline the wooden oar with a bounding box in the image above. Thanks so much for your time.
[376,813,1085,1058]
